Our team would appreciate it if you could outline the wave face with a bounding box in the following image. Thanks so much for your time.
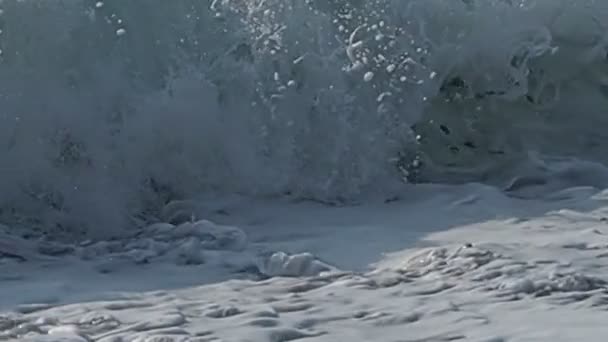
[2,0,608,236]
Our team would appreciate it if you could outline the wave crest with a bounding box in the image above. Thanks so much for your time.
[1,0,607,236]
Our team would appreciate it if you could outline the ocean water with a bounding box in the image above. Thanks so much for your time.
[1,0,608,236]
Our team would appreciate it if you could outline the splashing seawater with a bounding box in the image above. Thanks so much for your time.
[0,0,608,237]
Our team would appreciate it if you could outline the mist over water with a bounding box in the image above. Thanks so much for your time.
[2,0,608,237]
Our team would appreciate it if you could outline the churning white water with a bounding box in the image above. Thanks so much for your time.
[2,0,608,237]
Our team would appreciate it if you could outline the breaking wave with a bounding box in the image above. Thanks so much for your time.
[2,0,608,236]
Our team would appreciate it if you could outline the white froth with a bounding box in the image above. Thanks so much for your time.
[2,184,608,340]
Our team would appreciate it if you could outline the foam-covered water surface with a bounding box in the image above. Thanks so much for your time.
[2,0,608,236]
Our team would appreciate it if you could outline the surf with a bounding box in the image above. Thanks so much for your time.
[1,0,608,236]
